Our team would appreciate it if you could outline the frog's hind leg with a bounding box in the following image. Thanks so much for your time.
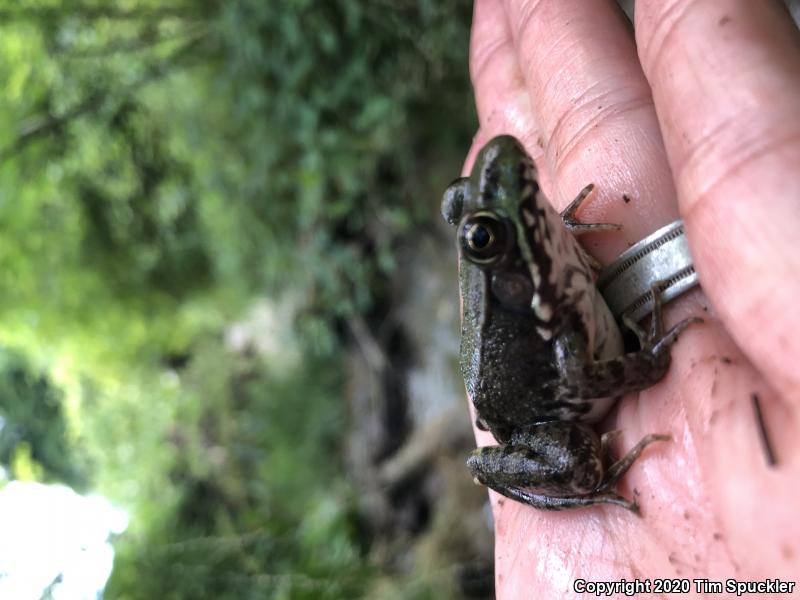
[489,485,636,512]
[622,281,703,352]
[556,281,702,399]
[466,422,641,513]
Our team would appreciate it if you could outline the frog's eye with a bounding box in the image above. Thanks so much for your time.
[459,211,509,265]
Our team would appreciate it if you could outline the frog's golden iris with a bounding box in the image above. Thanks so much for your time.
[459,210,509,265]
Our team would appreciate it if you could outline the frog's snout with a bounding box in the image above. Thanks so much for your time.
[441,177,469,226]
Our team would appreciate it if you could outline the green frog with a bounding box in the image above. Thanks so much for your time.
[441,135,699,512]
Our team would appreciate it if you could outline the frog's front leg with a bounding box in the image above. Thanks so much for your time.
[467,422,666,512]
[559,183,621,235]
[555,283,702,399]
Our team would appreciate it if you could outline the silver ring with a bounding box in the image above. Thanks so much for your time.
[597,219,699,322]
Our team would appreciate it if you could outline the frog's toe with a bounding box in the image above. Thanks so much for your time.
[590,490,642,514]
[628,494,641,516]
[622,313,648,347]
[651,317,703,355]
[584,491,640,514]
[600,429,623,461]
[600,433,671,491]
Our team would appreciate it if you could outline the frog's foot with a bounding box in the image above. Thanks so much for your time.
[598,433,671,492]
[623,281,703,351]
[467,422,644,513]
[559,183,622,235]
[468,443,640,513]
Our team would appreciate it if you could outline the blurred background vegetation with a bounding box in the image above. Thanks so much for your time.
[0,1,490,598]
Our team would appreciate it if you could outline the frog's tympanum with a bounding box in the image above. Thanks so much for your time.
[441,135,699,513]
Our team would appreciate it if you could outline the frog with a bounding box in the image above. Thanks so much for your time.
[441,135,700,512]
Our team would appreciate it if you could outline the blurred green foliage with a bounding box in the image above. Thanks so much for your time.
[0,348,89,488]
[106,341,372,599]
[0,0,475,597]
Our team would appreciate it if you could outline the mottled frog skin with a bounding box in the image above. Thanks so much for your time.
[441,135,699,512]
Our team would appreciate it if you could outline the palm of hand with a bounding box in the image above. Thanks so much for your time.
[465,1,800,596]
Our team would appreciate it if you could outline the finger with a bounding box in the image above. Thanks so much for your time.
[635,0,800,403]
[470,0,545,164]
[461,128,491,177]
[504,0,678,260]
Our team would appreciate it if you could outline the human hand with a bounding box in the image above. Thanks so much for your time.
[463,1,800,596]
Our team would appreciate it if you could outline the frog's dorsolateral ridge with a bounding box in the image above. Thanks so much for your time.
[442,135,700,513]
